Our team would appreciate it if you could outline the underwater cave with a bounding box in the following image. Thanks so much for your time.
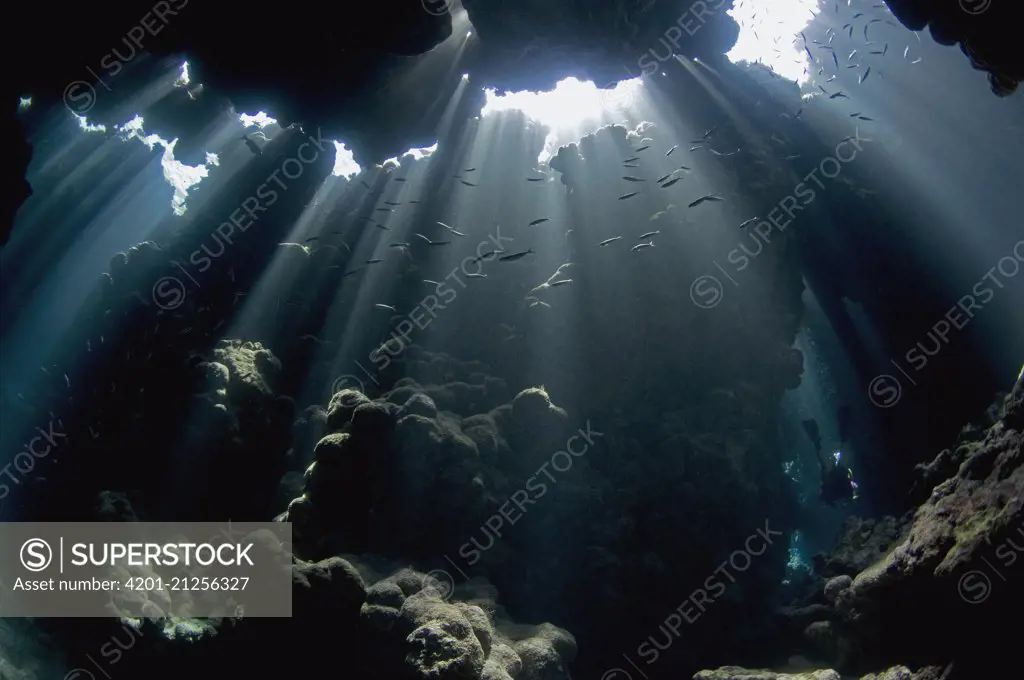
[1,1,1022,679]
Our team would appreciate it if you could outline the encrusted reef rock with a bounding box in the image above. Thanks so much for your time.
[805,373,1022,677]
[704,370,1021,679]
[814,514,914,578]
[356,563,575,680]
[694,668,841,680]
[693,667,945,680]
[282,353,575,563]
[51,557,573,679]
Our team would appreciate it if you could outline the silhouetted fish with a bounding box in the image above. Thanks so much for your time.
[688,194,724,207]
[499,248,535,262]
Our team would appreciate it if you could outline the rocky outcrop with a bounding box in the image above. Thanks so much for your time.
[56,557,573,680]
[693,667,947,680]
[887,0,1022,95]
[814,514,914,578]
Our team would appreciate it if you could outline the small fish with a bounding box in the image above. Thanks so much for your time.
[529,218,551,226]
[623,176,645,182]
[903,46,909,59]
[474,250,505,262]
[656,173,672,183]
[857,115,873,121]
[375,304,397,312]
[638,231,660,239]
[366,258,384,264]
[832,52,839,68]
[360,180,371,189]
[449,228,467,236]
[375,208,393,212]
[829,91,849,99]
[599,237,623,246]
[661,178,682,188]
[529,299,551,309]
[688,194,724,208]
[423,279,441,286]
[383,201,401,206]
[623,156,640,163]
[635,145,651,152]
[389,242,410,248]
[526,177,547,182]
[859,67,871,84]
[666,145,678,156]
[911,57,922,64]
[464,167,476,172]
[622,163,640,168]
[460,180,479,187]
[499,248,535,262]
[427,240,451,246]
[304,236,319,242]
[631,241,655,252]
[465,272,487,279]
[784,154,801,160]
[374,224,390,231]
[738,217,760,228]
[393,178,407,182]
[618,191,640,200]
[549,279,572,286]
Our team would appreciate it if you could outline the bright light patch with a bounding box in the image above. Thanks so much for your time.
[482,77,643,162]
[113,115,213,215]
[331,141,361,179]
[75,114,107,133]
[726,0,818,84]
[786,531,811,573]
[175,61,190,87]
[239,111,278,129]
[18,96,32,110]
[462,73,469,80]
[402,142,438,161]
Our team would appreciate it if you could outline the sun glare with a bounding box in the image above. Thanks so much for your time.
[332,141,361,179]
[239,111,278,129]
[174,61,190,87]
[106,114,215,215]
[726,0,819,84]
[482,77,643,162]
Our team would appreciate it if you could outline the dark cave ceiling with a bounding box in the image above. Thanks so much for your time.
[4,0,1022,244]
